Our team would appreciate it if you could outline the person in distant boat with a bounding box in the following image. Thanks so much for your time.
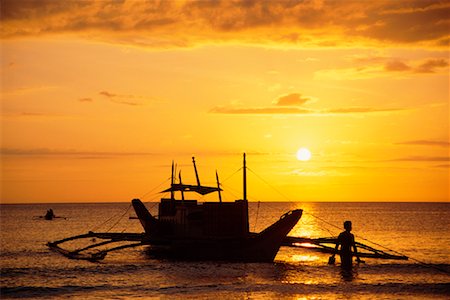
[45,209,55,220]
[330,220,362,269]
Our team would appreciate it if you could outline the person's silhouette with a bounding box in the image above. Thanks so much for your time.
[330,221,362,269]
[45,209,55,220]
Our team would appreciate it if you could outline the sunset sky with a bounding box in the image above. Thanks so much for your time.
[1,0,449,203]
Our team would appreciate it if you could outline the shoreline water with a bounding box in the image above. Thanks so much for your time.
[1,202,449,299]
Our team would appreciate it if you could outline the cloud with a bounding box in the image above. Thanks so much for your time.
[99,91,116,98]
[384,60,411,72]
[414,58,449,73]
[316,56,448,80]
[433,164,449,168]
[0,147,154,157]
[1,0,449,48]
[275,93,311,106]
[211,90,406,115]
[210,106,313,115]
[98,90,144,106]
[78,97,93,102]
[384,58,448,74]
[396,140,450,147]
[1,85,60,96]
[326,107,404,114]
[1,112,67,119]
[391,156,450,162]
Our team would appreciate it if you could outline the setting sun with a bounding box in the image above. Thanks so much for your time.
[296,148,312,161]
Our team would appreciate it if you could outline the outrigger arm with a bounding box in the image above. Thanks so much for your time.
[282,236,408,260]
[47,231,146,261]
[48,231,408,262]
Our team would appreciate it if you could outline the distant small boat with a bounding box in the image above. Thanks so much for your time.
[35,209,67,220]
[44,209,55,220]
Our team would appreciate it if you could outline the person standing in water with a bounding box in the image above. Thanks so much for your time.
[330,220,362,269]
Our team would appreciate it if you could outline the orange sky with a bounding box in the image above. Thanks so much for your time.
[1,0,449,203]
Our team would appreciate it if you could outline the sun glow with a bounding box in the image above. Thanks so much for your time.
[296,148,312,161]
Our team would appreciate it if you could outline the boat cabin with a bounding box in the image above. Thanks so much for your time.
[156,157,250,238]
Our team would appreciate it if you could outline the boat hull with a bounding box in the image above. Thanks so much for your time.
[144,209,303,262]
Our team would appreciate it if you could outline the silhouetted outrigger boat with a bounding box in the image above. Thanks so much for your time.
[34,209,67,221]
[48,154,407,262]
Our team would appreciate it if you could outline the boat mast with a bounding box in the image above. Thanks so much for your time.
[243,153,247,202]
[216,171,222,203]
[171,160,175,201]
[192,157,201,186]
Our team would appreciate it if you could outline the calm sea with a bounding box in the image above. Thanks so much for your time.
[1,202,449,299]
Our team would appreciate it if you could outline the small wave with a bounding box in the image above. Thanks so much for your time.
[135,282,450,297]
[1,285,103,298]
[2,281,449,299]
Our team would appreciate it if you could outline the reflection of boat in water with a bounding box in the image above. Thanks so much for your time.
[48,154,302,262]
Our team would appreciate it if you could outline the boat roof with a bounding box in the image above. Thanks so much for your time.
[162,184,222,195]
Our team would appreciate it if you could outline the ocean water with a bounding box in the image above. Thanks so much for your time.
[1,202,449,299]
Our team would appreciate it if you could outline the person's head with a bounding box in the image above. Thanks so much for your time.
[344,220,352,231]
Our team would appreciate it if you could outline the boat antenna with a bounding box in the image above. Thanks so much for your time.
[171,160,175,201]
[243,153,247,202]
[192,157,201,186]
[216,170,222,203]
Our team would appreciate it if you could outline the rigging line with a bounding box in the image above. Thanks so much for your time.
[246,167,342,232]
[140,177,172,199]
[221,167,243,184]
[246,169,449,275]
[90,203,132,232]
[220,183,241,200]
[105,204,132,233]
[351,234,450,274]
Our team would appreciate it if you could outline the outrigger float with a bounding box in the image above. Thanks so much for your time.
[48,154,408,262]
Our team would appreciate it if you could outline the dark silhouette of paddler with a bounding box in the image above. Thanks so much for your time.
[45,209,55,220]
[330,220,363,269]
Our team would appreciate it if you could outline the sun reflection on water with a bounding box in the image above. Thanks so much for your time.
[291,254,321,262]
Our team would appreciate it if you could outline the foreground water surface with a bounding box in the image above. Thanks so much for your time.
[1,202,449,299]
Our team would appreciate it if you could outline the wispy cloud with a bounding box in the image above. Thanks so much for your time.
[289,169,348,177]
[211,106,313,115]
[1,85,60,96]
[274,93,311,106]
[0,147,155,157]
[316,57,449,80]
[433,164,450,168]
[1,1,448,48]
[99,90,144,106]
[390,156,450,162]
[211,106,404,115]
[396,140,450,147]
[78,97,93,103]
[1,112,68,119]
[384,60,411,72]
[211,92,405,116]
[414,59,449,73]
